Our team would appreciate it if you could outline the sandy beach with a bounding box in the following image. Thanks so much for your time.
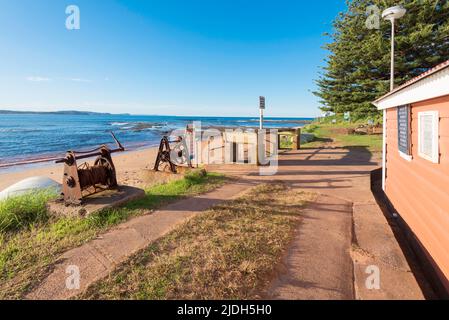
[0,147,160,191]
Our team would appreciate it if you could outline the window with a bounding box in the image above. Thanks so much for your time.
[418,111,439,164]
[397,105,412,161]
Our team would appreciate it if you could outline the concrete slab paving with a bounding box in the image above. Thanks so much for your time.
[47,185,146,217]
[265,194,354,300]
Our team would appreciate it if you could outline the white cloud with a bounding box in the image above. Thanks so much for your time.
[69,78,92,83]
[26,76,51,82]
[26,76,94,83]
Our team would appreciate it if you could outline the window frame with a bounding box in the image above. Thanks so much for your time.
[417,111,440,164]
[397,105,412,161]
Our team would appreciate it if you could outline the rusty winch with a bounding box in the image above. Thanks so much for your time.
[154,135,193,174]
[55,132,125,205]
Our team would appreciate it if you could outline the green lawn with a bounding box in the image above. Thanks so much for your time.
[0,170,226,299]
[302,123,383,153]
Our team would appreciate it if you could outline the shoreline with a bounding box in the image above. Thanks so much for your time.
[0,116,312,170]
[0,141,160,171]
[0,124,307,171]
[0,146,161,191]
[0,125,310,192]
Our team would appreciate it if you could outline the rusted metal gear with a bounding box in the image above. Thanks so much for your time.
[57,132,124,205]
[154,135,193,174]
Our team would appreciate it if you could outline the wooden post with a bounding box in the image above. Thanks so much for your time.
[294,128,301,150]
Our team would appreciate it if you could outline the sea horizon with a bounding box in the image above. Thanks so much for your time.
[0,109,317,119]
[0,113,313,167]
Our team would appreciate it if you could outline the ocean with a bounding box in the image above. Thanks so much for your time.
[0,113,313,165]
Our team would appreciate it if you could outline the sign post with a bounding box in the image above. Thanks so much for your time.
[259,96,266,130]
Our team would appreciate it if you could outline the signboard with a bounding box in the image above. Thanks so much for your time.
[397,105,411,155]
[259,96,266,110]
[344,112,351,121]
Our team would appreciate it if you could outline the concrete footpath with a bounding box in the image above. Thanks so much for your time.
[211,146,431,300]
[272,148,431,299]
[266,194,354,299]
[27,146,432,300]
[26,180,253,300]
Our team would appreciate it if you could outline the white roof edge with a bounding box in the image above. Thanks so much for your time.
[374,66,449,110]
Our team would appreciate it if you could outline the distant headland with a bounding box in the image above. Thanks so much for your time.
[0,110,131,116]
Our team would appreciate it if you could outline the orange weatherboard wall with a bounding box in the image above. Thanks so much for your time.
[385,95,449,290]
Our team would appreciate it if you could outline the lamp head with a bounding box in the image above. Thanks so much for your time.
[382,5,407,21]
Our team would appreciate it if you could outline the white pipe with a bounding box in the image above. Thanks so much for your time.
[383,18,395,191]
[382,109,387,191]
[260,109,264,130]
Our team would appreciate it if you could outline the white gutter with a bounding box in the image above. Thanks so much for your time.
[374,66,449,110]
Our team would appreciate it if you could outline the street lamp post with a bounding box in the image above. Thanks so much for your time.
[380,6,406,191]
[382,5,407,91]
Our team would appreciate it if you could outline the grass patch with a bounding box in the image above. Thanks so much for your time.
[338,133,383,152]
[0,171,226,299]
[317,114,382,125]
[279,138,293,149]
[0,189,58,234]
[301,123,382,153]
[80,183,312,300]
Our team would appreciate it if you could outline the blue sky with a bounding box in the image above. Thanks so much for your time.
[0,0,347,117]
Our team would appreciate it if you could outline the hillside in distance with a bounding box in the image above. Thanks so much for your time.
[0,110,130,116]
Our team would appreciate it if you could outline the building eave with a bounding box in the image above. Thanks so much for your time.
[373,60,449,110]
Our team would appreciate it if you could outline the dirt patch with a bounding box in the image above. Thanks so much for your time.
[329,127,350,135]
